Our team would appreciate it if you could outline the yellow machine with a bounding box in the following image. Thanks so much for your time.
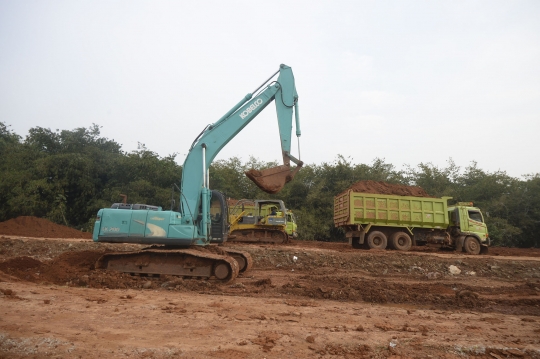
[226,199,297,244]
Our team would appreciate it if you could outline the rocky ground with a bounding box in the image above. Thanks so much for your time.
[1,235,540,358]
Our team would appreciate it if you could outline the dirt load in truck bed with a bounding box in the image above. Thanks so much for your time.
[1,218,540,358]
[340,180,433,197]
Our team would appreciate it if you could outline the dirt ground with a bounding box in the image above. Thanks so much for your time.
[0,214,539,359]
[0,234,539,359]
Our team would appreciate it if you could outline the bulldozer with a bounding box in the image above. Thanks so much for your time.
[224,199,297,244]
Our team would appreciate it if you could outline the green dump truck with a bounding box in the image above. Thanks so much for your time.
[334,191,489,254]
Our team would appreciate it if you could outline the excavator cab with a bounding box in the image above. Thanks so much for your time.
[209,190,229,243]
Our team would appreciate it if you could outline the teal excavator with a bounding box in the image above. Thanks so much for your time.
[92,64,302,283]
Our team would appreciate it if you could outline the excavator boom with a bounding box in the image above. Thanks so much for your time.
[181,64,302,225]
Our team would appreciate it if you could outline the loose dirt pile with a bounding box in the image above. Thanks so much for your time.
[0,216,92,239]
[340,180,432,197]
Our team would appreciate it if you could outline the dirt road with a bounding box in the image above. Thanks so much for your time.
[1,236,540,358]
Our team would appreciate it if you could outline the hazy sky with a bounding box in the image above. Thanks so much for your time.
[1,1,539,178]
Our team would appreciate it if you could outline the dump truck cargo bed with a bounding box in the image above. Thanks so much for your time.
[334,190,452,229]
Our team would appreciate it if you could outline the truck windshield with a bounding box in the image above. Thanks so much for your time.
[468,211,483,223]
[287,213,296,223]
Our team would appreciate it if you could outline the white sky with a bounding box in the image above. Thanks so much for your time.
[1,1,539,178]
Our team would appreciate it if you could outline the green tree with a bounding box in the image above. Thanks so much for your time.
[405,159,460,197]
[2,121,540,247]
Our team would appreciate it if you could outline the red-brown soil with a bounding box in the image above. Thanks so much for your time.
[1,223,540,358]
[340,180,432,197]
[287,240,540,258]
[1,241,540,358]
[0,216,92,239]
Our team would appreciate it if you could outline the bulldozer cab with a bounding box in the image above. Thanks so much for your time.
[255,201,286,224]
[228,199,287,225]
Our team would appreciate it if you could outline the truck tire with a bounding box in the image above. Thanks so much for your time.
[463,236,481,255]
[390,232,412,251]
[366,231,387,250]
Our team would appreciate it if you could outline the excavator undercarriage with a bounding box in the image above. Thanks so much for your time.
[95,246,253,284]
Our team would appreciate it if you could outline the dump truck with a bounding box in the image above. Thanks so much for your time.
[224,199,297,244]
[334,191,489,254]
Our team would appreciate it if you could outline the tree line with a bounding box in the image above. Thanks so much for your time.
[1,122,539,247]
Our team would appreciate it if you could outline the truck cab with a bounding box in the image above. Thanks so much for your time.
[285,210,298,238]
[448,202,490,246]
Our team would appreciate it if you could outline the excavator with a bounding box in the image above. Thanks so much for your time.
[92,64,302,283]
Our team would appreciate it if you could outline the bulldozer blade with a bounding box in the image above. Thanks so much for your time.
[245,163,303,194]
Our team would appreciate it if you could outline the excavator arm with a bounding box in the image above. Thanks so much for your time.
[180,64,302,227]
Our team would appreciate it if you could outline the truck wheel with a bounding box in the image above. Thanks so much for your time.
[463,237,481,255]
[366,231,387,250]
[390,232,412,251]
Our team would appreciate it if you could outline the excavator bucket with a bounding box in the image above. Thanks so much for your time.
[245,163,303,194]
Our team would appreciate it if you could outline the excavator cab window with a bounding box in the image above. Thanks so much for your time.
[210,190,228,243]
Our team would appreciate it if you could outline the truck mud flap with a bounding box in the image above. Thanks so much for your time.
[347,230,366,249]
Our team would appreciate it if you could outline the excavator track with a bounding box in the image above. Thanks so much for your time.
[221,248,253,273]
[95,248,239,284]
[229,229,289,244]
[186,245,253,274]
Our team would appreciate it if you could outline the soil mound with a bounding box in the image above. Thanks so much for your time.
[0,216,92,239]
[341,180,432,197]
